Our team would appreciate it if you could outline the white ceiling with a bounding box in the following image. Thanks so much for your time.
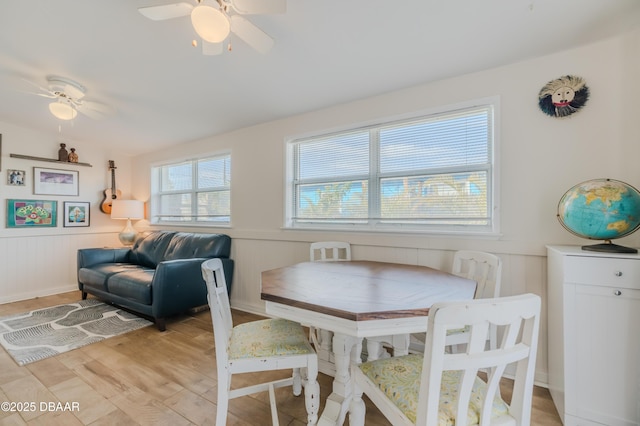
[0,0,638,156]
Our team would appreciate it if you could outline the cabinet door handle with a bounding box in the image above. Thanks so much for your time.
[614,290,622,296]
[614,271,623,277]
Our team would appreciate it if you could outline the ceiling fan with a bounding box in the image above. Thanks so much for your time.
[138,0,286,55]
[25,76,114,121]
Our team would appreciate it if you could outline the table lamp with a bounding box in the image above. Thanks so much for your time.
[111,200,144,246]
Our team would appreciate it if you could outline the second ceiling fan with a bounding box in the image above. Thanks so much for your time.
[139,0,286,55]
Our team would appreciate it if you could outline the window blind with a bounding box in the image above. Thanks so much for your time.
[289,104,494,232]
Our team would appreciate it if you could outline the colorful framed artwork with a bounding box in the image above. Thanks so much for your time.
[7,199,57,228]
[63,201,90,227]
[7,169,26,186]
[33,167,79,196]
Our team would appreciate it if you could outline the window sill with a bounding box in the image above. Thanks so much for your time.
[282,224,501,239]
[151,222,231,229]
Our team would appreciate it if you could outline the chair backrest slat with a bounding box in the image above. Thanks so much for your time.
[310,241,351,262]
[416,294,541,425]
[451,250,502,299]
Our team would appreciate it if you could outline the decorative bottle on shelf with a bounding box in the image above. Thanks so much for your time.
[58,143,68,162]
[68,148,78,163]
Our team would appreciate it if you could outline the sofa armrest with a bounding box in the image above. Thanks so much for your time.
[77,247,131,269]
[151,257,234,319]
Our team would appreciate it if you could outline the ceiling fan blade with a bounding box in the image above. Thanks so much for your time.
[61,82,85,100]
[202,40,223,56]
[76,100,115,119]
[76,107,102,119]
[21,78,55,97]
[33,93,57,99]
[138,2,194,21]
[231,0,286,14]
[230,15,274,54]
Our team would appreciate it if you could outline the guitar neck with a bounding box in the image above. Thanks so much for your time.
[109,162,118,200]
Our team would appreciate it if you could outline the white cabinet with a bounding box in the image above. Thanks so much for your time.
[547,245,640,426]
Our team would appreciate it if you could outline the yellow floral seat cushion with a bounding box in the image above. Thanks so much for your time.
[359,354,509,424]
[229,318,315,359]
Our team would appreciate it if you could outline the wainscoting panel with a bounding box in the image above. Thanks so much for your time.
[229,238,310,314]
[0,233,120,304]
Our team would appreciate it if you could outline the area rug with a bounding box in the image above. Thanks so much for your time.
[0,299,152,366]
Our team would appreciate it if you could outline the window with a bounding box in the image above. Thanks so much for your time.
[151,154,231,225]
[287,103,497,234]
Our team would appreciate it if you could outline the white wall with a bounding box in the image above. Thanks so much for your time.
[129,29,640,386]
[1,29,637,386]
[134,30,640,252]
[0,121,133,302]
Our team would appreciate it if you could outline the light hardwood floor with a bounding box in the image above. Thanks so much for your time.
[0,291,562,425]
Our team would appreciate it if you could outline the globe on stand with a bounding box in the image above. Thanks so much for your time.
[557,178,640,253]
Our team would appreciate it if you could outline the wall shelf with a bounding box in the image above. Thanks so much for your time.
[10,153,92,167]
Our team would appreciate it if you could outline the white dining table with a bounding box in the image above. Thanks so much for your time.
[261,260,477,426]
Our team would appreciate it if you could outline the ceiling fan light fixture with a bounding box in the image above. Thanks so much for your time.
[49,100,77,120]
[191,4,230,43]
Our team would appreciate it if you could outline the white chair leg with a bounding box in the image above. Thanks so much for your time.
[268,383,280,426]
[304,365,320,425]
[216,371,231,426]
[292,368,302,396]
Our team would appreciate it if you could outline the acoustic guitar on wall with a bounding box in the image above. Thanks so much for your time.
[100,160,122,214]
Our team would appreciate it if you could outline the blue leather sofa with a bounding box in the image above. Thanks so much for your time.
[77,230,234,331]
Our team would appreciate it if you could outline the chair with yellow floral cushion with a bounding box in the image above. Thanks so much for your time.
[201,258,320,425]
[351,294,540,426]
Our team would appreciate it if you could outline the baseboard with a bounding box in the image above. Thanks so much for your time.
[0,284,78,305]
[503,364,549,389]
[230,301,269,318]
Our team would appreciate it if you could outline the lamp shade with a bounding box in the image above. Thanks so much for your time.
[49,101,77,120]
[111,200,144,220]
[191,4,230,43]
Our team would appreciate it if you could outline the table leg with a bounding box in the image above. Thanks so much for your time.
[318,329,336,376]
[317,333,361,426]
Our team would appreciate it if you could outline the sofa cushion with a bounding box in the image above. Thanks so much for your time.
[163,232,231,261]
[129,231,176,268]
[78,263,144,292]
[107,268,156,305]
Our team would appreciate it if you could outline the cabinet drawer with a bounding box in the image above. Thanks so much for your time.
[564,256,640,289]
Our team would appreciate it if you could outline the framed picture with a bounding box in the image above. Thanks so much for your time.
[63,201,90,227]
[7,199,57,228]
[33,167,79,196]
[7,169,26,186]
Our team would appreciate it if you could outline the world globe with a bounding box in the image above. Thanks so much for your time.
[557,178,640,253]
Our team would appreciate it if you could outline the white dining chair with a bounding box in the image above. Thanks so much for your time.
[201,258,320,425]
[351,293,541,426]
[409,250,503,354]
[308,241,352,375]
